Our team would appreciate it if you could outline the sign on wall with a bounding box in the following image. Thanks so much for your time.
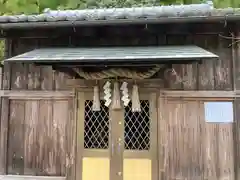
[204,102,234,123]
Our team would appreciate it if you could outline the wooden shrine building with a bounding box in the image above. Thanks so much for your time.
[0,3,240,180]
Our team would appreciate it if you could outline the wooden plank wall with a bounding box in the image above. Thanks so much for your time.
[7,98,74,176]
[156,31,234,180]
[5,37,76,178]
[158,98,234,180]
[165,34,232,90]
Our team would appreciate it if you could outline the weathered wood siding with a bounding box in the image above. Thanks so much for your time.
[7,99,74,176]
[10,63,71,91]
[7,33,232,91]
[1,24,235,180]
[158,98,234,180]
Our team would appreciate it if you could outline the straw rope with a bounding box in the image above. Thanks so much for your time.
[73,65,162,80]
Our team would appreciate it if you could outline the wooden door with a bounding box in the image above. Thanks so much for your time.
[122,92,158,180]
[76,91,114,180]
[76,90,158,180]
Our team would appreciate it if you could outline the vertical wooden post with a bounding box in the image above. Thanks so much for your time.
[0,39,11,174]
[150,93,158,180]
[66,89,77,180]
[0,63,10,174]
[75,91,84,180]
[109,107,124,180]
[232,29,240,179]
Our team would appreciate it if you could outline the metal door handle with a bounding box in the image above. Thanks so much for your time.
[118,142,121,154]
[112,139,121,155]
[112,143,114,156]
[118,138,122,154]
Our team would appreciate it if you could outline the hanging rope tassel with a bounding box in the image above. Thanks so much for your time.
[131,84,141,112]
[112,81,121,110]
[103,81,112,107]
[121,82,130,107]
[92,85,101,111]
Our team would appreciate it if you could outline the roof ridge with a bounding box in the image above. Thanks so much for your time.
[44,3,213,13]
[0,3,240,27]
[0,3,213,23]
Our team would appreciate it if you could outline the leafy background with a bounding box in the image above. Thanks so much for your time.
[0,0,239,60]
[0,0,239,13]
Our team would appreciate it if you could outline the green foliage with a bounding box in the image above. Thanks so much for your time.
[0,0,239,15]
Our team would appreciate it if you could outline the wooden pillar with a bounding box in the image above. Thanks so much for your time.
[232,29,240,179]
[0,64,10,174]
[66,89,77,180]
[0,39,11,174]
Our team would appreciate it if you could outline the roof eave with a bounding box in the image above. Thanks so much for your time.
[0,15,240,30]
[3,45,219,65]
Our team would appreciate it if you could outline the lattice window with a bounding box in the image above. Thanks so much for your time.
[84,100,109,149]
[124,100,150,150]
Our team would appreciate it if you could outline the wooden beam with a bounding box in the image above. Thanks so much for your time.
[0,89,239,99]
[66,78,164,89]
[3,23,231,38]
[235,90,240,94]
[0,90,74,99]
[0,175,65,180]
[160,90,237,98]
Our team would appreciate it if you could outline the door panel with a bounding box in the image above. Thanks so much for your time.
[82,157,110,180]
[123,93,158,180]
[76,91,112,180]
[123,159,151,180]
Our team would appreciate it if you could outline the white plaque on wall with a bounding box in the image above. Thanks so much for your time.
[204,102,233,123]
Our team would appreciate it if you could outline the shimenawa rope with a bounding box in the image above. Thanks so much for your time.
[73,65,162,80]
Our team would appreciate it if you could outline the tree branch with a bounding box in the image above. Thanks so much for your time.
[218,33,240,47]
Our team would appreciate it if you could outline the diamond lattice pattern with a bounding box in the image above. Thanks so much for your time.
[124,100,150,150]
[84,100,109,149]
